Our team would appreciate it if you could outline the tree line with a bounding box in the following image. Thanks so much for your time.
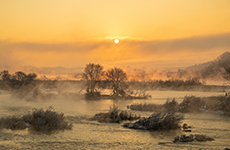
[0,63,207,99]
[0,70,37,89]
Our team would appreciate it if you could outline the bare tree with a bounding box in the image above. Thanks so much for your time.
[105,67,127,97]
[82,63,104,94]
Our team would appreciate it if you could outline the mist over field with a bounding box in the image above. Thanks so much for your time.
[1,51,228,86]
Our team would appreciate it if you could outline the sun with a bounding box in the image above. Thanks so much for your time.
[114,39,119,44]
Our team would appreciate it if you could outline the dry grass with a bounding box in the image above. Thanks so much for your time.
[0,116,27,130]
[203,95,230,115]
[0,106,72,131]
[178,95,230,115]
[163,98,179,112]
[178,96,205,113]
[123,111,183,130]
[92,104,140,123]
[194,134,214,141]
[127,95,230,116]
[173,134,214,143]
[127,98,178,112]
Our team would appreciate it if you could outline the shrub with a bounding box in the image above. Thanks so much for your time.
[178,96,205,113]
[92,104,140,123]
[0,106,72,131]
[22,107,72,131]
[163,98,179,112]
[123,111,184,130]
[173,134,214,143]
[0,116,27,130]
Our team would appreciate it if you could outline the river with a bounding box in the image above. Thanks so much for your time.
[0,90,230,149]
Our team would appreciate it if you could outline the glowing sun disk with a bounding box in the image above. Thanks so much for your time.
[114,39,119,44]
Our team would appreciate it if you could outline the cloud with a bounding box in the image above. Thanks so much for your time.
[0,32,230,73]
[139,32,230,52]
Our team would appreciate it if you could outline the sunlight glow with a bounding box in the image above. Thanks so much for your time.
[114,39,119,44]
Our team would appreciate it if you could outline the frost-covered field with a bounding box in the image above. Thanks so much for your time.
[0,90,230,149]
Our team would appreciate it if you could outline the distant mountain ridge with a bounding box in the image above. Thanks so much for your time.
[177,51,230,81]
[127,51,230,81]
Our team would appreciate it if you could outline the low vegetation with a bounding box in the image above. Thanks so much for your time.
[127,103,163,112]
[127,95,230,116]
[177,96,205,113]
[127,98,178,112]
[123,111,184,130]
[0,106,72,131]
[0,116,27,130]
[91,104,140,123]
[178,95,230,115]
[173,134,214,143]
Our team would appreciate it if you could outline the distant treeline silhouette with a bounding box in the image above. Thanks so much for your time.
[0,67,211,94]
[126,78,203,90]
[0,70,37,89]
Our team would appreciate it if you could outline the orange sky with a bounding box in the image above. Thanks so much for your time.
[1,0,230,73]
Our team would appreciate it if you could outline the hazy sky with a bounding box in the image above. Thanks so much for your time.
[1,0,230,72]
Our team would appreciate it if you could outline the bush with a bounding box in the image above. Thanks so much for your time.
[163,98,179,112]
[173,134,214,143]
[178,96,205,113]
[92,104,140,123]
[127,95,230,115]
[0,106,72,131]
[123,111,183,130]
[0,116,27,130]
[22,107,72,131]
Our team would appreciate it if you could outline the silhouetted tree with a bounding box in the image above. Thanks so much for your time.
[82,63,104,94]
[105,67,127,97]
